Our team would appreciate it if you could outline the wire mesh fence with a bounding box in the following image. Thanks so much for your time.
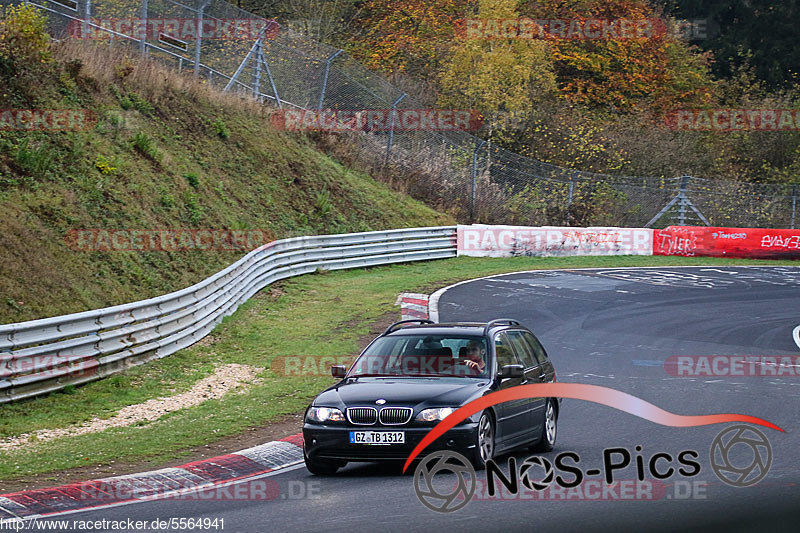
[4,0,799,228]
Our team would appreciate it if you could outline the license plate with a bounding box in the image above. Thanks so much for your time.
[349,431,405,445]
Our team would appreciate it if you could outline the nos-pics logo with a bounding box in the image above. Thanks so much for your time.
[413,424,773,513]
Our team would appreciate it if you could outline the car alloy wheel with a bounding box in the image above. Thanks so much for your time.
[475,412,495,469]
[534,399,557,452]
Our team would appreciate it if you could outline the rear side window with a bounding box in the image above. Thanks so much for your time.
[522,331,548,365]
[507,331,536,368]
[494,333,520,368]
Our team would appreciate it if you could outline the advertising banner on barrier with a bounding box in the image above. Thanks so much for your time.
[457,225,654,257]
[654,226,800,259]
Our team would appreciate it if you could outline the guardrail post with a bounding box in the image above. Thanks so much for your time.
[317,49,342,111]
[384,93,406,167]
[792,185,798,229]
[471,139,487,222]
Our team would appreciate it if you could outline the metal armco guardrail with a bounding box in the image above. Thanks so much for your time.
[0,227,457,402]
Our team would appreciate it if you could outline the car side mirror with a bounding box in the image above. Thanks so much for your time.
[497,364,524,379]
[331,365,347,378]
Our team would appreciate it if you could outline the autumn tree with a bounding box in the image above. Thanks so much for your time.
[347,0,466,76]
[437,0,556,143]
[521,0,714,111]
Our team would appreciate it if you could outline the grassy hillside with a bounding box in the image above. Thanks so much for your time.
[0,28,451,324]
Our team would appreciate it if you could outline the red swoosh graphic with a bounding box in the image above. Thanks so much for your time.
[402,383,783,473]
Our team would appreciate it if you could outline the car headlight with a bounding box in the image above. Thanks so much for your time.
[306,407,346,423]
[415,407,457,422]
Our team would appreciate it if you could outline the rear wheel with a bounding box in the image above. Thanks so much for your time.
[471,411,495,470]
[533,399,557,452]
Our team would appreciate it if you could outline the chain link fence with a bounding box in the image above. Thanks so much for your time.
[4,0,799,228]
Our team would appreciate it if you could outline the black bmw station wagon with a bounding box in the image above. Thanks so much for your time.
[302,319,559,474]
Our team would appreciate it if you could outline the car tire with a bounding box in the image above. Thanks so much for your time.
[532,399,557,452]
[471,411,495,470]
[304,449,345,475]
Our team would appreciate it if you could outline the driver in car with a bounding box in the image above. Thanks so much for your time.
[462,340,486,373]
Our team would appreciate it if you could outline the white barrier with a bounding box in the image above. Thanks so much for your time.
[457,224,654,257]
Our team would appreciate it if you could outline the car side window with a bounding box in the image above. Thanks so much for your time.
[522,332,548,365]
[494,332,520,368]
[507,331,536,368]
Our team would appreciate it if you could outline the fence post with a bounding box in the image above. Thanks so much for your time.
[566,172,577,226]
[317,50,342,111]
[471,139,487,222]
[194,0,211,77]
[138,0,148,56]
[792,185,798,229]
[678,175,690,226]
[258,46,282,108]
[224,38,261,92]
[253,39,262,99]
[384,93,406,167]
[83,0,91,41]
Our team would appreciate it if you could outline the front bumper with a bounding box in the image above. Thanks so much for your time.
[303,422,479,462]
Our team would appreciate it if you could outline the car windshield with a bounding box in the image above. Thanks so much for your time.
[347,334,490,378]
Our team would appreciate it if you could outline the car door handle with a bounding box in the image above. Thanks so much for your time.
[538,373,546,380]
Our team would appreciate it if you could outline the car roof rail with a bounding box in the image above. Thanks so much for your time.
[383,319,435,335]
[483,319,521,336]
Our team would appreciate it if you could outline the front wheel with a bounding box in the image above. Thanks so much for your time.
[304,449,345,475]
[471,411,495,470]
[533,399,557,452]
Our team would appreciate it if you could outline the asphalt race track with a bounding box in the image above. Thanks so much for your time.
[51,267,800,532]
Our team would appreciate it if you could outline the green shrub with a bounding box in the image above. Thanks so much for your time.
[184,191,204,223]
[94,155,117,175]
[131,131,160,161]
[210,119,230,139]
[128,92,154,115]
[314,189,332,217]
[15,138,55,177]
[185,172,200,189]
[160,193,175,208]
